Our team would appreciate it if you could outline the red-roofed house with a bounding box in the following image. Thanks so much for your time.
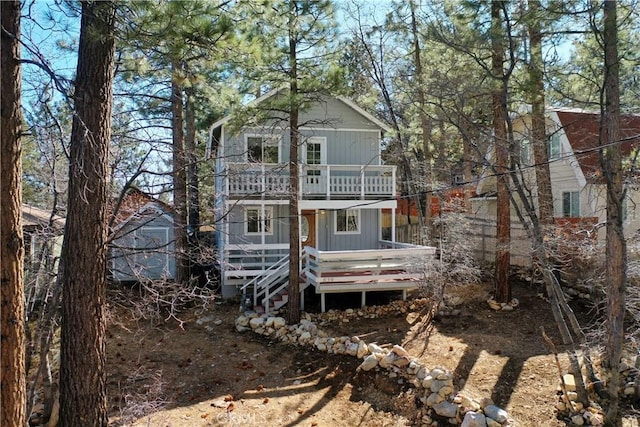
[473,108,640,244]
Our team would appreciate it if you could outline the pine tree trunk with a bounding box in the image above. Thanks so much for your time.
[287,5,301,324]
[172,62,189,284]
[528,0,553,225]
[602,1,626,422]
[410,0,431,234]
[0,1,27,425]
[492,0,511,303]
[185,87,200,230]
[59,1,116,425]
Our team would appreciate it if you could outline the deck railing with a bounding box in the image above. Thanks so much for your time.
[225,163,396,199]
[302,244,437,311]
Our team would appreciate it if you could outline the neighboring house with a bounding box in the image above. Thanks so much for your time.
[22,205,65,280]
[473,108,640,252]
[208,89,436,312]
[109,188,176,283]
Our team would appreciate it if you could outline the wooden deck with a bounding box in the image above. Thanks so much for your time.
[302,244,437,312]
[229,242,437,312]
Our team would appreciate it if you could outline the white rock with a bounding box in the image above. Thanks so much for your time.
[346,343,359,356]
[422,376,433,390]
[379,352,396,369]
[461,412,486,427]
[416,367,429,380]
[426,392,444,406]
[571,414,584,426]
[438,385,454,398]
[272,317,286,328]
[484,405,508,424]
[357,340,369,359]
[391,344,409,357]
[368,343,385,354]
[461,395,480,411]
[432,401,458,418]
[563,374,577,392]
[392,356,410,368]
[249,317,265,328]
[359,354,378,371]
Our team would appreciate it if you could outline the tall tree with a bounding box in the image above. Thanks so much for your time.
[602,0,626,421]
[409,0,432,231]
[492,0,511,303]
[58,1,116,425]
[171,60,189,284]
[245,0,339,323]
[287,0,302,324]
[1,1,27,425]
[118,0,235,283]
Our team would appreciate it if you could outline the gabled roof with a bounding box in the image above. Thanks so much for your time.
[22,205,65,231]
[207,88,391,155]
[554,109,640,183]
[109,188,173,226]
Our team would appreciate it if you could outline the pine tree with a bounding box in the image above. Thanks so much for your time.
[1,1,27,425]
[58,1,116,424]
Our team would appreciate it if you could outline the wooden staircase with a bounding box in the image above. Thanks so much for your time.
[240,254,291,314]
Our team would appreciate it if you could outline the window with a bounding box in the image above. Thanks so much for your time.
[247,135,279,163]
[562,191,580,217]
[549,133,561,159]
[245,206,273,235]
[304,137,326,177]
[335,209,360,234]
[519,138,531,166]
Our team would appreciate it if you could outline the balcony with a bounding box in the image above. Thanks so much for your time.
[225,163,396,199]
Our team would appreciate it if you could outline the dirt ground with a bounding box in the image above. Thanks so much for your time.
[105,281,587,427]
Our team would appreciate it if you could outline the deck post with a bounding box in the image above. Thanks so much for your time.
[300,289,305,311]
[361,291,366,308]
[321,293,326,313]
[402,289,407,300]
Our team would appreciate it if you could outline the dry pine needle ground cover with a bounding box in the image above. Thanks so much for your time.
[106,281,593,427]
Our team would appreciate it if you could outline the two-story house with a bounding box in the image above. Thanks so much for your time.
[208,89,436,312]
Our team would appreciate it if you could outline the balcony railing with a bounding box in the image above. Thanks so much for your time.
[225,163,396,199]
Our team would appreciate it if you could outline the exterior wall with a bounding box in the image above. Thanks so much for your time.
[300,97,382,130]
[317,208,379,251]
[111,213,176,282]
[226,204,289,245]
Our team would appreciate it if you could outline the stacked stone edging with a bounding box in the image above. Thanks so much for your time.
[235,301,513,427]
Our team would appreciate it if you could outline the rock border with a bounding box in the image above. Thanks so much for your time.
[235,301,514,427]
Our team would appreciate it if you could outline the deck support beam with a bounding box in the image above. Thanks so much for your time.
[321,293,326,313]
[402,289,407,300]
[361,291,366,308]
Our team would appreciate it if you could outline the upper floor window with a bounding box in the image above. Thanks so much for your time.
[304,137,326,177]
[562,191,580,217]
[519,138,531,166]
[247,135,280,163]
[335,209,360,234]
[549,133,561,160]
[245,206,273,235]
